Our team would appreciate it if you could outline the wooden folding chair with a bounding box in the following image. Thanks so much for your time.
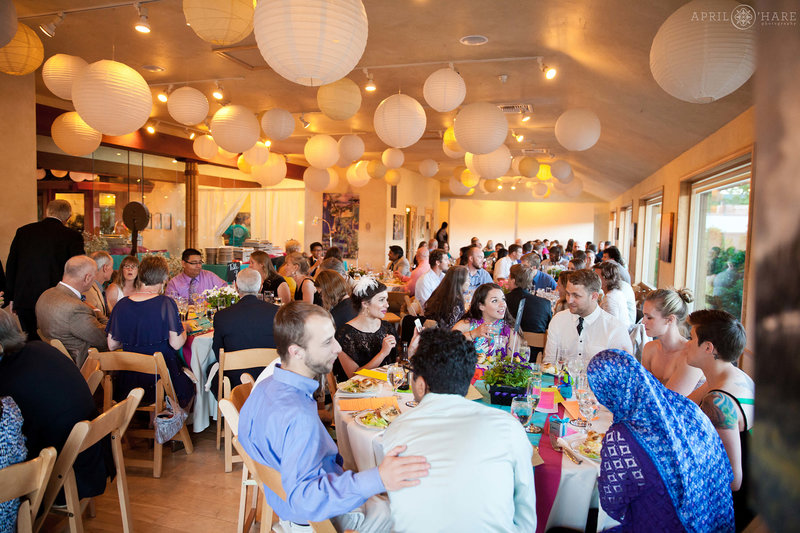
[217,348,279,472]
[0,447,57,533]
[522,331,547,363]
[89,349,194,478]
[80,357,103,395]
[36,389,143,533]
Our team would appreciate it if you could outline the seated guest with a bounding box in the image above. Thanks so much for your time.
[686,310,754,529]
[383,329,536,532]
[307,241,325,277]
[334,279,399,382]
[166,248,226,301]
[412,241,428,268]
[85,251,113,324]
[423,265,468,330]
[106,256,194,408]
[238,302,428,532]
[465,244,492,292]
[401,247,430,296]
[540,245,568,270]
[504,264,552,334]
[441,241,452,261]
[453,283,516,361]
[0,395,26,528]
[314,270,356,330]
[0,309,113,504]
[317,256,357,293]
[283,252,316,304]
[601,245,632,283]
[594,262,636,323]
[585,248,597,267]
[553,270,570,314]
[415,249,448,310]
[106,255,138,312]
[35,255,108,367]
[588,349,734,532]
[210,268,279,398]
[597,261,633,329]
[493,244,521,282]
[323,246,348,270]
[544,269,632,364]
[249,250,285,296]
[567,257,585,271]
[386,245,410,277]
[520,252,557,291]
[641,288,702,396]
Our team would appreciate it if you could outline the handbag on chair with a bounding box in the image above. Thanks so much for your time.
[154,396,188,444]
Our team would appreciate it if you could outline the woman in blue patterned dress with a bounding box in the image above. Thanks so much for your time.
[452,283,516,364]
[0,396,26,532]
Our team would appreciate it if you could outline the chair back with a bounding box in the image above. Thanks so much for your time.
[37,328,51,343]
[219,348,278,399]
[229,382,253,414]
[522,331,547,364]
[80,356,103,394]
[218,399,240,437]
[50,338,72,359]
[0,447,57,533]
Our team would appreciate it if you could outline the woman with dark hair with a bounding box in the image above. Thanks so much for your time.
[106,255,139,312]
[424,265,469,330]
[452,283,515,362]
[598,261,632,329]
[541,245,568,270]
[434,222,448,248]
[565,238,575,258]
[333,278,399,381]
[249,250,285,295]
[313,270,356,330]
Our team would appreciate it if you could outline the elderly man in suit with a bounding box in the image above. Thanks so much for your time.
[85,251,114,324]
[36,255,108,367]
[5,199,85,338]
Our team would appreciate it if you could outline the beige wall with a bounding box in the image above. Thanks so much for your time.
[140,181,186,255]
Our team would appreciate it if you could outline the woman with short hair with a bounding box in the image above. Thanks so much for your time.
[314,270,356,330]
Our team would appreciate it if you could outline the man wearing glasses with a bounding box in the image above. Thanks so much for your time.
[166,248,226,301]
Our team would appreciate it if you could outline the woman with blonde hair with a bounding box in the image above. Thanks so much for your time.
[106,255,139,312]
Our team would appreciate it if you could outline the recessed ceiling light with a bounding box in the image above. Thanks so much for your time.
[459,35,488,46]
[142,65,165,72]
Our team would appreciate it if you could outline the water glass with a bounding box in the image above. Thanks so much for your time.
[578,394,599,431]
[526,369,543,434]
[387,364,406,396]
[510,397,534,432]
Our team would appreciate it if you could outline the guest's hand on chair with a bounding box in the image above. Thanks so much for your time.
[379,445,430,491]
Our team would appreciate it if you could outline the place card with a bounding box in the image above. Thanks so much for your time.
[338,396,399,412]
[531,445,544,467]
[355,368,388,381]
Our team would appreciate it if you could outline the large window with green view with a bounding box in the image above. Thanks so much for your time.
[641,198,662,288]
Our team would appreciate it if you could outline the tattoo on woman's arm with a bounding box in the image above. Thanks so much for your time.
[700,391,738,430]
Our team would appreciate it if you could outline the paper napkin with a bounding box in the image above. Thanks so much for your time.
[338,396,399,412]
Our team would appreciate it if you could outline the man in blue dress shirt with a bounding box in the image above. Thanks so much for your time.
[238,302,429,532]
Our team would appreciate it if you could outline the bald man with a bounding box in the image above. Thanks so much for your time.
[36,255,108,367]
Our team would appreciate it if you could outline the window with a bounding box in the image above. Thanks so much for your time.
[687,160,751,319]
[609,211,617,243]
[641,197,662,287]
[619,206,633,264]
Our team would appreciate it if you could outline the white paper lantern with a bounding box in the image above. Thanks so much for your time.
[453,102,508,155]
[0,23,43,76]
[511,155,525,176]
[338,135,365,163]
[449,176,470,195]
[0,0,16,48]
[318,78,362,120]
[465,144,511,180]
[419,159,438,178]
[355,160,371,183]
[252,152,287,186]
[218,147,238,160]
[72,60,152,136]
[237,155,252,173]
[443,127,464,153]
[303,166,331,192]
[382,148,404,169]
[305,134,339,169]
[551,160,573,181]
[423,67,466,112]
[193,134,218,159]
[71,172,96,182]
[483,179,500,193]
[367,160,387,179]
[326,168,340,190]
[385,169,402,186]
[442,141,463,159]
[261,108,295,140]
[243,141,269,166]
[533,182,549,197]
[254,0,368,86]
[183,0,254,46]
[52,170,68,178]
[42,54,88,100]
[51,112,102,156]
[650,0,755,104]
[167,86,209,126]
[518,157,540,178]
[557,169,575,185]
[211,105,259,153]
[373,94,427,148]
[460,169,479,188]
[564,177,584,198]
[555,108,601,151]
[347,163,370,187]
[36,168,46,180]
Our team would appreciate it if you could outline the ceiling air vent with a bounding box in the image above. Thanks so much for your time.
[498,103,533,114]
[522,148,552,158]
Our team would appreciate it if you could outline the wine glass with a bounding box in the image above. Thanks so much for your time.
[578,393,599,432]
[387,364,406,397]
[510,397,534,433]
[525,368,543,434]
[556,347,568,385]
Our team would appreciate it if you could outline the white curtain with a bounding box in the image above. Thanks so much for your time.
[198,190,248,249]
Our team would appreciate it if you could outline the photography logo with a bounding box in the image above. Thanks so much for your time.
[731,4,756,30]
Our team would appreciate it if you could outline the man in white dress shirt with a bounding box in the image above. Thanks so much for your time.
[493,243,522,282]
[382,329,536,533]
[544,269,632,364]
[415,249,448,311]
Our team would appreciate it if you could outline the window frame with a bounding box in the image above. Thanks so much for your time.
[640,195,663,288]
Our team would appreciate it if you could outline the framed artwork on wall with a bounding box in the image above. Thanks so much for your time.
[163,213,172,230]
[392,214,404,240]
[152,213,162,230]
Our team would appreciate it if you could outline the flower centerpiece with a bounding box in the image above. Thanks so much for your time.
[482,356,532,406]
[202,285,239,311]
[348,267,367,279]
[546,265,564,281]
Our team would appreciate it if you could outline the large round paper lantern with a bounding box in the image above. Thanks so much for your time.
[557,169,575,185]
[511,155,525,176]
[326,168,340,190]
[0,0,16,48]
[483,179,500,193]
[167,86,209,126]
[36,168,46,180]
[555,108,601,151]
[442,142,463,159]
[237,155,252,174]
[183,0,254,45]
[533,182,549,197]
[261,108,295,140]
[518,157,540,178]
[218,147,238,160]
[385,169,402,186]
[51,112,101,157]
[367,160,387,179]
[252,152,287,186]
[347,163,370,188]
[303,166,331,192]
[465,144,511,180]
[650,0,755,104]
[254,0,368,86]
[449,176,470,196]
[0,23,43,76]
[382,148,404,169]
[355,160,371,183]
[564,177,584,198]
[305,134,339,169]
[211,105,260,153]
[243,141,269,166]
[443,126,464,154]
[419,159,438,178]
[453,102,508,155]
[52,170,68,178]
[338,135,364,163]
[423,67,466,112]
[193,134,218,159]
[42,54,88,100]
[373,94,427,148]
[452,165,466,179]
[72,60,152,136]
[460,169,479,188]
[551,160,572,181]
[317,77,361,120]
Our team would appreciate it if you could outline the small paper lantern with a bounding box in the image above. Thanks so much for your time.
[555,108,601,151]
[442,141,464,159]
[650,0,755,104]
[385,169,402,186]
[448,176,470,195]
[460,169,479,188]
[443,126,464,154]
[261,108,295,140]
[551,160,572,181]
[382,148,404,169]
[252,152,287,186]
[183,0,254,45]
[453,165,466,179]
[557,169,575,185]
[52,170,68,178]
[338,135,365,163]
[72,60,152,136]
[303,166,331,192]
[453,102,508,155]
[536,163,553,181]
[0,0,16,48]
[564,177,584,198]
[423,67,466,112]
[42,54,88,100]
[511,155,526,176]
[305,134,339,169]
[71,172,95,182]
[518,157,540,178]
[483,179,500,193]
[237,155,252,173]
[51,112,102,157]
[347,163,370,188]
[317,78,362,120]
[0,23,43,76]
[553,176,570,191]
[36,168,46,180]
[326,168,340,190]
[418,159,438,178]
[254,0,368,86]
[243,142,269,166]
[367,160,387,179]
[167,86,209,126]
[533,182,549,197]
[373,93,427,148]
[465,144,511,180]
[355,160,371,183]
[193,135,218,159]
[211,105,259,153]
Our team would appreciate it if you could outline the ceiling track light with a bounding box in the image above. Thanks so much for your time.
[537,57,556,80]
[146,120,158,134]
[212,81,224,100]
[134,3,150,33]
[39,12,64,38]
[520,109,532,122]
[363,68,376,92]
[512,130,524,143]
[157,84,173,103]
[299,113,310,129]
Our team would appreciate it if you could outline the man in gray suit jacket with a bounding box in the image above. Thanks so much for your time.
[36,255,108,367]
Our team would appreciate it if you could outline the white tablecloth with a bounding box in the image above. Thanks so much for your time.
[188,332,217,433]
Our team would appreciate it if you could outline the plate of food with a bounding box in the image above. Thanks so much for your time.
[542,363,558,375]
[355,406,401,430]
[337,376,387,396]
[568,430,605,461]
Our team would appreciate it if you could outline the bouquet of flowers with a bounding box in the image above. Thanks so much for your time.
[202,285,239,310]
[348,267,367,279]
[483,356,533,388]
[546,265,564,281]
